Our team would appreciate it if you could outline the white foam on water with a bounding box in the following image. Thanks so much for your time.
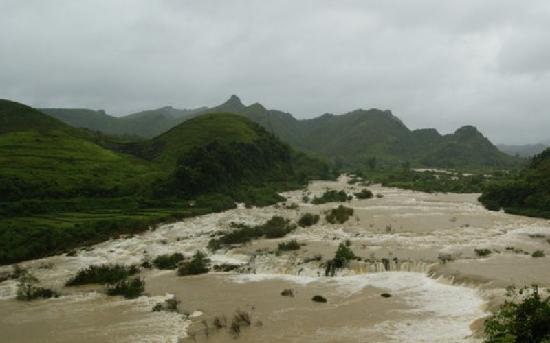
[229,272,486,342]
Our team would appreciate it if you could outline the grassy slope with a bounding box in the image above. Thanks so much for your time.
[148,113,264,166]
[1,101,329,264]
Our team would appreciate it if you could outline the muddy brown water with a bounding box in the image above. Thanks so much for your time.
[1,176,549,342]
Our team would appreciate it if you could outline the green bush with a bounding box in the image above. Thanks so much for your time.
[152,253,184,270]
[484,286,550,343]
[311,295,327,303]
[278,240,301,251]
[354,189,374,199]
[177,251,209,276]
[325,243,356,276]
[107,277,145,299]
[325,205,354,224]
[532,250,545,258]
[16,272,59,301]
[298,213,320,227]
[208,216,295,247]
[312,190,350,204]
[474,248,492,257]
[66,264,139,286]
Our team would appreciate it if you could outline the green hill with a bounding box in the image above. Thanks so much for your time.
[207,96,517,169]
[0,100,159,203]
[43,95,517,169]
[480,148,550,218]
[0,99,67,134]
[41,106,205,138]
[0,100,330,264]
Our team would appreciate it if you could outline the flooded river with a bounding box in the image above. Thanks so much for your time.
[1,176,549,342]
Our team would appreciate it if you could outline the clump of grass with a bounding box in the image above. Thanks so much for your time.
[230,310,252,338]
[65,264,139,286]
[532,250,545,258]
[312,190,351,204]
[474,248,492,257]
[177,251,209,276]
[152,253,184,270]
[298,213,320,227]
[107,277,145,299]
[380,293,392,298]
[354,189,374,199]
[277,240,301,252]
[325,205,354,224]
[311,295,327,303]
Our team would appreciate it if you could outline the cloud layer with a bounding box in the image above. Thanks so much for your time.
[1,0,550,144]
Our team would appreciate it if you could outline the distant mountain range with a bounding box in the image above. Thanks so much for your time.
[41,95,519,169]
[496,143,548,158]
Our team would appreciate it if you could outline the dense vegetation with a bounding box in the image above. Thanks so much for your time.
[208,216,296,250]
[297,213,320,227]
[177,251,210,276]
[325,243,356,276]
[480,148,550,218]
[484,286,550,343]
[0,101,329,265]
[65,264,139,286]
[311,190,351,204]
[152,253,185,270]
[45,95,519,171]
[107,278,145,299]
[325,205,354,224]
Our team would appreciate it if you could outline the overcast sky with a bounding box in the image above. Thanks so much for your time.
[1,1,550,144]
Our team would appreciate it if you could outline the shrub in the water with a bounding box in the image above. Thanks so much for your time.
[532,250,545,258]
[298,213,320,227]
[325,205,354,224]
[152,253,184,270]
[278,240,301,252]
[16,272,59,301]
[474,248,492,257]
[311,295,327,303]
[66,264,139,286]
[107,277,145,299]
[312,190,350,204]
[354,189,374,199]
[281,288,295,297]
[177,251,209,276]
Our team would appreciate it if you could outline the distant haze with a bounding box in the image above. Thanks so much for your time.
[1,0,550,144]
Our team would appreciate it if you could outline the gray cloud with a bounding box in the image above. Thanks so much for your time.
[1,0,550,144]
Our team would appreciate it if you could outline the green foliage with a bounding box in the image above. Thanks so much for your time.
[311,295,327,303]
[325,205,354,224]
[325,243,356,276]
[0,101,329,265]
[107,277,145,299]
[152,253,184,270]
[484,286,550,343]
[177,251,210,276]
[354,189,374,199]
[209,216,296,248]
[312,190,350,204]
[66,264,139,286]
[532,250,545,258]
[480,148,550,219]
[298,213,320,227]
[475,249,492,257]
[16,271,58,301]
[277,240,301,251]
